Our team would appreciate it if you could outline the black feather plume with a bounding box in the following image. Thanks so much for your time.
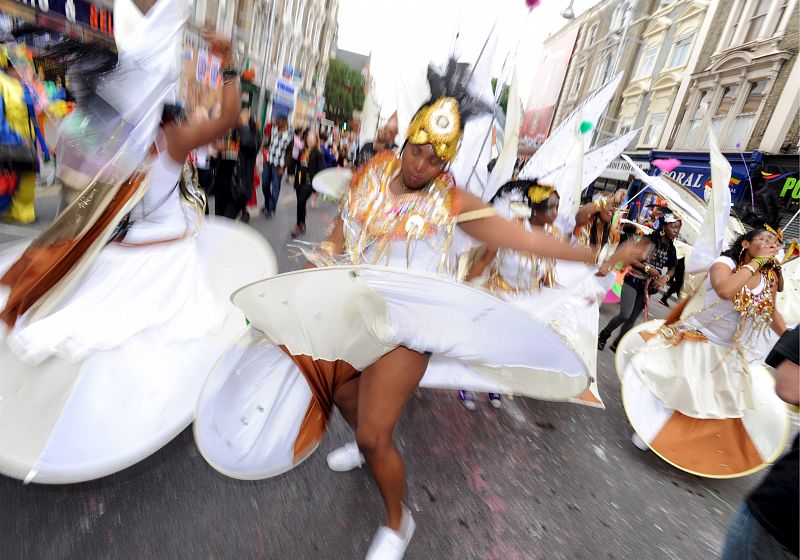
[423,56,493,123]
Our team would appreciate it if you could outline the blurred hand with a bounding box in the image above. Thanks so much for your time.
[610,240,647,267]
[201,28,232,59]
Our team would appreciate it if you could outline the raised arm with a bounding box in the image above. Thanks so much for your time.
[166,31,240,163]
[710,253,778,300]
[456,189,643,266]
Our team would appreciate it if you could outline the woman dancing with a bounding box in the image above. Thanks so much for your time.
[0,9,274,484]
[616,228,790,477]
[598,211,681,352]
[196,57,646,560]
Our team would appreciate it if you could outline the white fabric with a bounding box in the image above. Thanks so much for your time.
[0,219,277,483]
[684,256,764,347]
[194,331,313,479]
[777,258,800,325]
[486,69,521,201]
[686,132,732,274]
[618,321,789,476]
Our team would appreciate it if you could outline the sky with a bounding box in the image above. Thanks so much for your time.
[336,0,602,116]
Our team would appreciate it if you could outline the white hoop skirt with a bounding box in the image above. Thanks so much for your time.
[195,265,590,479]
[0,219,276,484]
[615,320,790,478]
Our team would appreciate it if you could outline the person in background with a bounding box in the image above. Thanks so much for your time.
[291,129,323,237]
[319,131,337,168]
[598,212,681,352]
[189,107,213,215]
[357,115,398,168]
[721,326,798,560]
[236,107,260,223]
[660,256,685,307]
[211,128,240,219]
[261,115,291,218]
[337,142,351,168]
[289,126,303,182]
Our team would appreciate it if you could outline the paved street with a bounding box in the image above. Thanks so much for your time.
[0,182,770,560]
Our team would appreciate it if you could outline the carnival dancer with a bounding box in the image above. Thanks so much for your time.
[0,3,274,484]
[195,57,646,560]
[598,211,682,352]
[615,228,791,478]
[457,179,561,410]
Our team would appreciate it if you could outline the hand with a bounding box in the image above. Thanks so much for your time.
[596,261,612,277]
[655,275,668,289]
[201,28,232,60]
[647,266,661,279]
[609,241,647,267]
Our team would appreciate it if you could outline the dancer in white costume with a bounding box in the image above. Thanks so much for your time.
[195,58,646,560]
[0,7,275,484]
[457,180,613,409]
[616,228,791,478]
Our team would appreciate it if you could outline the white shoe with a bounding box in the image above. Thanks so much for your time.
[365,506,415,560]
[326,441,365,472]
[631,432,649,451]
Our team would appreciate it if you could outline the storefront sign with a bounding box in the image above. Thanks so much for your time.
[12,0,114,37]
[601,156,650,181]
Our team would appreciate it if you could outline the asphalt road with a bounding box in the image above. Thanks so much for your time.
[0,181,768,560]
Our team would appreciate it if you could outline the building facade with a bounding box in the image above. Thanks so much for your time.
[188,0,338,126]
[550,0,657,147]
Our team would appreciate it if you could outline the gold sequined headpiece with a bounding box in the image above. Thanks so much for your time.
[406,97,462,163]
[764,224,783,242]
[527,184,556,204]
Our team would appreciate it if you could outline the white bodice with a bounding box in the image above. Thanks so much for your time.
[685,256,765,346]
[124,152,188,244]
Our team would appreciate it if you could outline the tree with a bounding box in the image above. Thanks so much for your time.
[323,59,365,125]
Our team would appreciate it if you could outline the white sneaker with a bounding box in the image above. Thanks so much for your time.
[631,432,649,451]
[326,441,365,472]
[365,506,415,560]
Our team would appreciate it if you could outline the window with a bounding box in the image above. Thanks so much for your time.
[610,3,629,31]
[744,0,771,43]
[668,35,692,68]
[709,86,738,141]
[771,0,790,35]
[586,25,598,47]
[574,64,586,93]
[590,54,610,90]
[618,117,633,135]
[726,1,746,48]
[636,47,658,78]
[683,90,710,148]
[727,80,768,147]
[642,114,665,146]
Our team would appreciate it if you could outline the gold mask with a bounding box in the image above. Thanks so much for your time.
[406,97,462,163]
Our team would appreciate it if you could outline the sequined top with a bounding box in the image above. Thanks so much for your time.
[684,257,775,348]
[485,220,559,296]
[341,151,461,274]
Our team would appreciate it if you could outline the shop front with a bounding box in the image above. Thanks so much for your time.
[762,154,800,234]
[590,152,650,205]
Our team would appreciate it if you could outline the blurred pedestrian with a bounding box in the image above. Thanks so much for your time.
[291,130,323,237]
[261,116,291,218]
[236,107,261,223]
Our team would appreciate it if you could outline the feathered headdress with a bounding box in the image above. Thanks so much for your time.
[406,57,493,163]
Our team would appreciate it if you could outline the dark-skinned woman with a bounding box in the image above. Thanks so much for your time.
[195,58,646,560]
[598,211,682,352]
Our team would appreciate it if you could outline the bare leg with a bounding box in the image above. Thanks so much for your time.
[332,376,360,431]
[356,347,428,530]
